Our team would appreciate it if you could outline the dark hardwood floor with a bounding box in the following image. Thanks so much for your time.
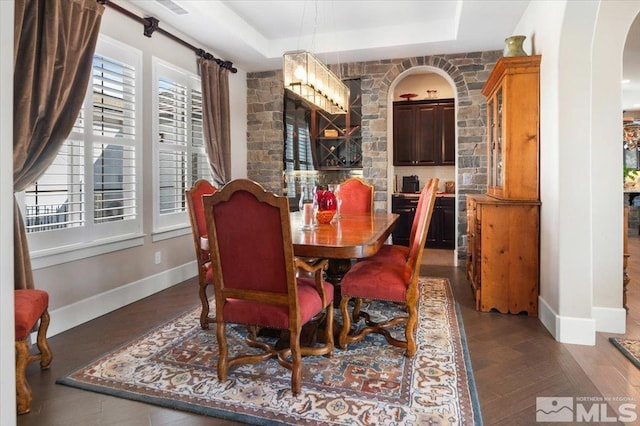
[17,246,635,425]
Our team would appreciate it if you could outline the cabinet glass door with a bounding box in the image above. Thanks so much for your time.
[487,98,495,188]
[495,88,504,188]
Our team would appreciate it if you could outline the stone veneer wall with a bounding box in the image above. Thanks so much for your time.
[246,50,503,260]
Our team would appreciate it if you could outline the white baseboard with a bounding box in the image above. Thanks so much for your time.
[538,295,558,339]
[538,295,596,346]
[46,261,197,337]
[592,306,626,334]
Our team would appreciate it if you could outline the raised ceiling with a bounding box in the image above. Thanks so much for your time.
[123,0,640,111]
[123,0,530,71]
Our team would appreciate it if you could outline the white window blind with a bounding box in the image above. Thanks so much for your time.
[158,76,188,215]
[92,54,137,225]
[23,36,142,254]
[154,59,210,231]
[190,88,210,183]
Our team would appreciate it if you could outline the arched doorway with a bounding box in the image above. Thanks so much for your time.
[589,3,640,333]
[386,66,459,265]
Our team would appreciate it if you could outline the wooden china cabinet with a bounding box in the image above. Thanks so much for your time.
[466,55,541,316]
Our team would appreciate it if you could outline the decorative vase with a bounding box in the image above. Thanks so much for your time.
[504,35,527,57]
[316,209,335,224]
[316,189,337,224]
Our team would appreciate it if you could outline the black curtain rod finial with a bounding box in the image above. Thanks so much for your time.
[144,17,159,38]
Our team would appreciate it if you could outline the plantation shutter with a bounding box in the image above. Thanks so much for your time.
[92,54,137,224]
[158,77,188,215]
[190,87,210,183]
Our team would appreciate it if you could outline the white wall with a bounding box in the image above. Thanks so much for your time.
[0,2,15,424]
[516,0,638,344]
[229,69,248,179]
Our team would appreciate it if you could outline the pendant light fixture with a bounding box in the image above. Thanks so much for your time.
[283,50,349,114]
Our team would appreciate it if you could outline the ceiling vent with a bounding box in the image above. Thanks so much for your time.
[154,0,189,15]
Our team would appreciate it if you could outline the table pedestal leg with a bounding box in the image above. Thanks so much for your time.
[325,258,353,306]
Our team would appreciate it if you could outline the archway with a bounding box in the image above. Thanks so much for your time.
[589,2,640,334]
[381,57,487,266]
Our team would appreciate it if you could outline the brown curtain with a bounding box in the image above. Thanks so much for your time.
[199,57,231,187]
[13,0,104,289]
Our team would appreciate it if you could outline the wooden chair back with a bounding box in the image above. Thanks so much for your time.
[409,178,434,247]
[202,178,334,395]
[405,178,438,285]
[186,179,217,266]
[204,179,297,302]
[185,179,217,329]
[339,177,374,214]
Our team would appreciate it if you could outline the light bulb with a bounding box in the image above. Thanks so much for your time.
[294,66,305,82]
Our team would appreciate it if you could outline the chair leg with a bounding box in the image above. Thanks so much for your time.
[37,310,52,369]
[216,322,228,382]
[290,327,302,395]
[405,299,418,357]
[339,296,352,349]
[15,340,32,415]
[324,303,334,357]
[199,282,211,329]
[352,297,363,322]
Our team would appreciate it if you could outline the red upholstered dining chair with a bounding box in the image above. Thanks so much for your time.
[15,289,53,414]
[338,177,374,214]
[186,179,217,329]
[202,178,334,395]
[365,178,438,266]
[338,178,438,357]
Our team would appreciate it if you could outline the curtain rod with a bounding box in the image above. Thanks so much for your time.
[98,0,237,73]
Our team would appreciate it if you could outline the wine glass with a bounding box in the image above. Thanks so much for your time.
[332,184,342,219]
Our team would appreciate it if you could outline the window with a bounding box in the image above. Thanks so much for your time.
[153,59,210,232]
[284,91,314,172]
[22,36,142,255]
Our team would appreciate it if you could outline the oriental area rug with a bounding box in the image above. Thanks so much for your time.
[57,277,482,425]
[610,337,640,369]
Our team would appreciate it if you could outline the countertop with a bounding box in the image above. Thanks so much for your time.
[394,192,455,198]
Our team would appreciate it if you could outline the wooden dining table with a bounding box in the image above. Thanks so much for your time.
[284,210,399,345]
[289,211,399,287]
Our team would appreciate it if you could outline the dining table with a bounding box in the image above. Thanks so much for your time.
[289,211,399,288]
[284,210,399,346]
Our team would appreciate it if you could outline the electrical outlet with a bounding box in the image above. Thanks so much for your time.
[154,251,161,265]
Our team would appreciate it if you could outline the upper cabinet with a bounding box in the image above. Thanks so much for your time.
[393,98,455,166]
[482,56,541,200]
[313,78,362,170]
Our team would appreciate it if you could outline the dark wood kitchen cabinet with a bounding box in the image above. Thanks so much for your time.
[426,196,455,249]
[393,98,455,166]
[392,194,454,249]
